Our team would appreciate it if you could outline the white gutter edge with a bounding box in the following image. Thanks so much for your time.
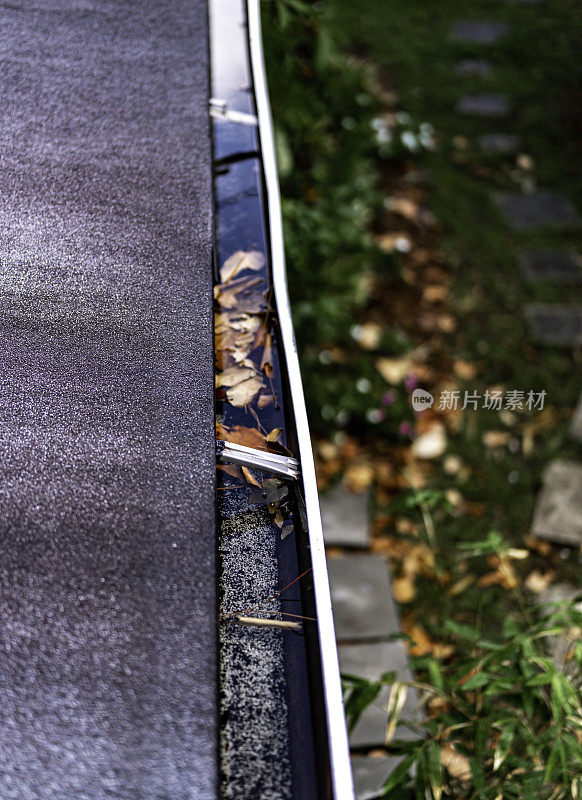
[246,3,355,798]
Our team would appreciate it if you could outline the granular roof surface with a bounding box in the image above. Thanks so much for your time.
[0,1,216,797]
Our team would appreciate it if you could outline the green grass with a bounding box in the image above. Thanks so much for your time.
[263,0,582,795]
[263,0,582,589]
[325,0,582,564]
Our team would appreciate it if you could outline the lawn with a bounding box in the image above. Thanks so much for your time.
[263,0,582,795]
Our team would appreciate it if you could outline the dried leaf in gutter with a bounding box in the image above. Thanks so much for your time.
[217,464,244,480]
[216,365,256,388]
[216,423,270,451]
[215,275,264,310]
[241,466,261,487]
[266,427,283,442]
[261,331,274,377]
[281,523,293,540]
[220,250,265,284]
[249,478,288,506]
[226,375,265,407]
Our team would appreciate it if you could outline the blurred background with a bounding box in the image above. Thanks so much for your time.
[263,0,582,796]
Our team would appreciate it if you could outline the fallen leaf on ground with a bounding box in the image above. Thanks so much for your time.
[522,407,559,456]
[446,489,463,508]
[392,575,416,603]
[524,534,552,556]
[525,570,555,593]
[482,431,510,448]
[344,463,374,492]
[441,744,471,781]
[318,440,339,461]
[375,232,412,253]
[423,284,449,303]
[412,423,447,460]
[352,321,383,350]
[443,454,463,475]
[402,543,435,576]
[453,359,477,380]
[376,355,415,384]
[448,575,474,596]
[478,556,518,590]
[437,314,456,332]
[405,624,433,656]
[386,197,419,222]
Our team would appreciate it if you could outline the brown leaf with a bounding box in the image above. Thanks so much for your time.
[376,355,414,384]
[220,250,264,284]
[412,423,447,460]
[453,359,477,380]
[216,424,268,450]
[217,464,244,480]
[241,466,261,487]
[524,534,552,557]
[478,556,518,590]
[266,427,283,442]
[423,284,449,304]
[525,569,554,594]
[343,463,374,493]
[437,314,456,333]
[387,197,419,222]
[405,625,433,656]
[392,575,416,603]
[441,744,471,781]
[482,431,510,448]
[448,575,474,596]
[260,332,273,377]
[216,365,256,388]
[352,321,382,350]
[226,375,265,407]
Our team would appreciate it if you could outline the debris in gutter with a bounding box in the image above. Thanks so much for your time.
[231,616,303,633]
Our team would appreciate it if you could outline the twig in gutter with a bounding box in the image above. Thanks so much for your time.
[220,567,312,620]
[233,616,302,632]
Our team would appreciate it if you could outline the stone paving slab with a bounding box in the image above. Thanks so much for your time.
[451,20,510,44]
[457,94,509,116]
[532,460,582,546]
[339,641,420,748]
[321,483,370,547]
[525,305,582,346]
[456,59,492,76]
[570,395,582,442]
[327,555,399,641]
[494,191,581,229]
[351,755,405,800]
[537,584,582,670]
[479,133,521,153]
[519,250,582,283]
